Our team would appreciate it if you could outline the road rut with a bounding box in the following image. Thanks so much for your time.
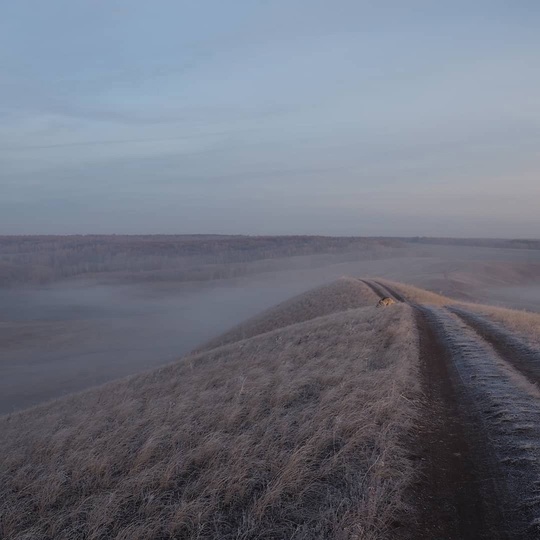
[361,279,540,538]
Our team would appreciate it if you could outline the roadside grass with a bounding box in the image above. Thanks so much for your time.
[375,279,450,305]
[378,276,540,357]
[459,303,540,349]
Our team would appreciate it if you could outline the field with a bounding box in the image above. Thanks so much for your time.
[2,275,540,538]
[1,279,419,540]
[2,237,540,538]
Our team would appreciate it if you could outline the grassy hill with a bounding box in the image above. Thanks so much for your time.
[0,279,419,540]
[198,277,379,351]
[5,277,540,538]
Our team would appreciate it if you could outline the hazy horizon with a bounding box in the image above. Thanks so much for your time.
[2,1,539,236]
[1,233,540,240]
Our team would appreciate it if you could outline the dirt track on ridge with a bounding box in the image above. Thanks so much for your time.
[359,279,406,303]
[449,307,540,386]
[411,306,508,539]
[361,279,540,539]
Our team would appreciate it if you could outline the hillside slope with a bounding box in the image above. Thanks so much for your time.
[0,287,418,540]
[5,277,540,539]
[198,277,379,351]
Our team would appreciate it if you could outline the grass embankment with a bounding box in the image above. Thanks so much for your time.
[0,279,419,540]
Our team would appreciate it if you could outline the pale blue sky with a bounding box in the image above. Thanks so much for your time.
[1,1,539,236]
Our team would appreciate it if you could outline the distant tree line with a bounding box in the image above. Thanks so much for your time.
[407,237,540,250]
[0,235,403,287]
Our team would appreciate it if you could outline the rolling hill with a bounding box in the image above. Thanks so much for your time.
[3,277,540,539]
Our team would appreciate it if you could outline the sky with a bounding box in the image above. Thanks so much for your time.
[1,1,539,237]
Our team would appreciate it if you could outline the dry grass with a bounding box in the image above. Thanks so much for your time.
[376,279,451,306]
[0,299,419,539]
[460,303,540,349]
[198,277,379,352]
[375,278,540,347]
[377,277,540,348]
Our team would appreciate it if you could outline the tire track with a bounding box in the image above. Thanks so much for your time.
[358,279,391,301]
[415,306,540,539]
[358,280,499,536]
[411,306,500,539]
[449,307,540,387]
[372,280,407,303]
[360,277,540,536]
[359,279,407,304]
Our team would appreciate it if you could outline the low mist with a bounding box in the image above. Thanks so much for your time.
[0,272,337,414]
[2,242,540,414]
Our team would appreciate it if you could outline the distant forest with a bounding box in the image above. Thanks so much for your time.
[1,235,537,288]
[407,237,540,250]
[0,235,402,287]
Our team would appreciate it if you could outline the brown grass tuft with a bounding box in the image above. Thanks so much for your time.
[376,279,451,305]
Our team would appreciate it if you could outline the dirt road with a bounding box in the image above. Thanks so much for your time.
[361,279,540,539]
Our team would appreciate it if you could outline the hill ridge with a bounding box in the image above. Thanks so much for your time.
[197,276,379,352]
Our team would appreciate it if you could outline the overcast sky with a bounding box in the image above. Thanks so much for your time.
[1,1,539,237]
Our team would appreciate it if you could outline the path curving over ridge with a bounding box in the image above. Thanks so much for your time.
[361,277,540,538]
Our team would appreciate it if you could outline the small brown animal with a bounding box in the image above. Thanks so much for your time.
[377,297,395,307]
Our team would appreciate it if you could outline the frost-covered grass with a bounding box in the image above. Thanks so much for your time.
[424,306,540,533]
[0,282,419,540]
[461,304,540,350]
[375,279,451,305]
[198,277,379,352]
